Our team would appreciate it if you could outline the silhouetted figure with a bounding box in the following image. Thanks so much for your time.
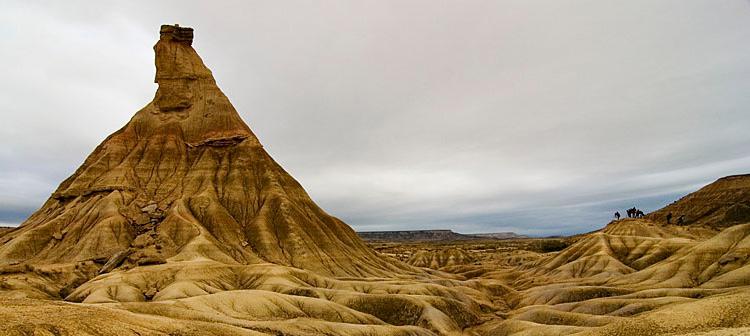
[636,210,644,218]
[627,207,638,218]
[666,212,673,224]
[677,215,685,225]
[614,211,621,220]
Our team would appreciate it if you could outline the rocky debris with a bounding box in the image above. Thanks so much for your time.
[134,255,166,266]
[718,254,743,266]
[51,185,135,200]
[140,202,165,223]
[143,287,158,300]
[187,134,248,147]
[141,204,158,213]
[129,201,168,238]
[98,249,133,275]
[58,276,90,299]
[134,213,151,225]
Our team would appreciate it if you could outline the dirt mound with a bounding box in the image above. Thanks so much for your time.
[601,218,717,239]
[613,223,750,289]
[517,220,697,284]
[0,261,490,335]
[406,248,477,269]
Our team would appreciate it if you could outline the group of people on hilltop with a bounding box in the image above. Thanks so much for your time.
[614,207,645,220]
[613,209,686,225]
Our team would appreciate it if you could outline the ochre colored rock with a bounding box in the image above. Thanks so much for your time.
[0,24,410,278]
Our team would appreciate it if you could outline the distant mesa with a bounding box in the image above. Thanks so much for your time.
[357,229,527,242]
[470,232,530,240]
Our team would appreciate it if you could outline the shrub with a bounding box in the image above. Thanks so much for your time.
[535,239,571,253]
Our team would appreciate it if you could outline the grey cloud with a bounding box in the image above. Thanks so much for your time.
[1,1,749,235]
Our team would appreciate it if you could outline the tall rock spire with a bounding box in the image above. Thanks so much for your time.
[0,24,410,277]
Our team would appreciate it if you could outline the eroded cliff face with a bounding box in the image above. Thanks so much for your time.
[0,25,411,278]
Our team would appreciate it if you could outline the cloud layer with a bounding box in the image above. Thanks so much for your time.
[1,1,750,235]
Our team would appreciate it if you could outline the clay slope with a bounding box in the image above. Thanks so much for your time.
[473,218,750,335]
[517,219,709,283]
[407,248,477,269]
[614,222,750,289]
[0,259,492,335]
[0,24,410,278]
[646,174,750,227]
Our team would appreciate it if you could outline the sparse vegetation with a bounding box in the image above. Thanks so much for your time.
[533,239,572,253]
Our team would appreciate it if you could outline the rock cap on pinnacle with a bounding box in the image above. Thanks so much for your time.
[159,24,194,45]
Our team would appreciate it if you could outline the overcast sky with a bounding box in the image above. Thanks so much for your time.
[1,1,749,235]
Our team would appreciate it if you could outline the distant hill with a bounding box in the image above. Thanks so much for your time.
[646,174,750,228]
[358,230,472,242]
[357,229,526,242]
[470,232,529,239]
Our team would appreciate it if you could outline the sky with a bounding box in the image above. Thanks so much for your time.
[1,1,750,236]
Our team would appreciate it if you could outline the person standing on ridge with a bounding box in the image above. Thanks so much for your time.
[614,211,621,220]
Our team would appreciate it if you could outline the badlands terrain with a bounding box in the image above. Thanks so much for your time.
[1,25,750,336]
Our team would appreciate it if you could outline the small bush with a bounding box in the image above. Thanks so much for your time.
[535,239,571,253]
